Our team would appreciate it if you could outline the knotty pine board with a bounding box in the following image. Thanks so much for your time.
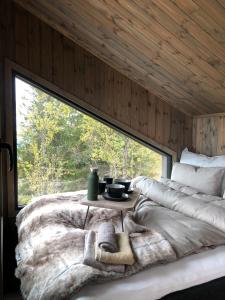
[0,0,192,158]
[193,114,225,156]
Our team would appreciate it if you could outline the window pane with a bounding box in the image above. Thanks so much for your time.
[15,77,163,206]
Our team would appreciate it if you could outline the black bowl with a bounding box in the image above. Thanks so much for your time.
[114,179,131,192]
[107,184,125,198]
[103,176,113,184]
[98,180,106,194]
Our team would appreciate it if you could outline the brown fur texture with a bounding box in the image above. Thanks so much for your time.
[16,181,225,299]
[15,191,176,299]
[16,182,225,300]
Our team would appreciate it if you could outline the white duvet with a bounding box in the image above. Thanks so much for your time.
[75,246,225,300]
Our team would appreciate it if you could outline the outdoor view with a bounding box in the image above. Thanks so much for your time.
[16,77,162,205]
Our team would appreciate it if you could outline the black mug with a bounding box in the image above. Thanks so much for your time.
[98,180,106,194]
[103,176,113,185]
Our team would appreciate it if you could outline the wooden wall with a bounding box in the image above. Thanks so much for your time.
[0,0,192,158]
[15,0,225,116]
[193,114,225,156]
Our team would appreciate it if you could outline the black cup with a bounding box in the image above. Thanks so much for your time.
[103,176,113,185]
[107,184,125,198]
[114,179,131,193]
[98,180,106,194]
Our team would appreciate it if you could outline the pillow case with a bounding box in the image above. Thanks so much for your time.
[180,148,225,167]
[180,148,225,196]
[171,162,225,196]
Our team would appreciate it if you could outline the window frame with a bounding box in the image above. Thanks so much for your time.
[3,59,175,216]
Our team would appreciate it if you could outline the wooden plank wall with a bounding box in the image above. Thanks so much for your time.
[0,0,192,157]
[14,0,225,116]
[193,114,225,156]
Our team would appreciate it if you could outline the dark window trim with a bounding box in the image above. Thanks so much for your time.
[13,72,172,210]
[12,73,18,212]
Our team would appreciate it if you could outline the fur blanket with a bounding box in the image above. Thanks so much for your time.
[15,191,175,299]
[15,178,225,299]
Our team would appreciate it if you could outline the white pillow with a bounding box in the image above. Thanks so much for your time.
[180,148,225,167]
[180,148,225,196]
[171,163,225,196]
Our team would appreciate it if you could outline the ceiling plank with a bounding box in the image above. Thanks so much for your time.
[15,0,225,115]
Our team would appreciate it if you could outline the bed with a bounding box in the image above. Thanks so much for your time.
[75,245,225,300]
[15,149,225,299]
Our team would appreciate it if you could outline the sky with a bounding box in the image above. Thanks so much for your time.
[15,77,34,140]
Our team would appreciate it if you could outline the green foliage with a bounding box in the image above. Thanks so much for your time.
[17,88,90,202]
[80,115,161,178]
[17,84,162,204]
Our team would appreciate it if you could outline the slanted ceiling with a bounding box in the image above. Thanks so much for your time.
[0,0,192,159]
[16,0,225,116]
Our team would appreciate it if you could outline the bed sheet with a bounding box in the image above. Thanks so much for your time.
[75,246,225,300]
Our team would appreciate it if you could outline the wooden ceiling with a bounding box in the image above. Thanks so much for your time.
[15,0,225,116]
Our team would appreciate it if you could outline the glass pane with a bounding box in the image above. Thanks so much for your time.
[15,77,163,206]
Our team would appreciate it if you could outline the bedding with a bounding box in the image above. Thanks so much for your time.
[180,148,225,196]
[171,162,225,196]
[159,177,199,195]
[180,147,225,167]
[15,178,225,299]
[75,245,225,300]
[15,191,176,299]
[130,177,225,255]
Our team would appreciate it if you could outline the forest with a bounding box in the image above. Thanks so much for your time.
[17,81,162,205]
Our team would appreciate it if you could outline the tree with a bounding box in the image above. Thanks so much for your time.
[17,87,90,200]
[80,115,162,179]
[17,84,162,204]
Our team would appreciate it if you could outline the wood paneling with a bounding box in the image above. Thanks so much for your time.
[15,0,225,115]
[193,114,225,156]
[0,1,193,292]
[0,0,192,161]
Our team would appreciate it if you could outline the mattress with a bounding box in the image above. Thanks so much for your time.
[75,245,225,300]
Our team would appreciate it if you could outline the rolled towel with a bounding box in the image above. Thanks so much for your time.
[96,232,135,265]
[97,222,118,253]
[83,231,125,273]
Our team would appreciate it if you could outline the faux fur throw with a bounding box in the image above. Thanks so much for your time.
[16,179,225,300]
[15,191,176,299]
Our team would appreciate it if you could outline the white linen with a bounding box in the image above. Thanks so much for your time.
[159,177,199,195]
[75,246,225,300]
[180,148,225,167]
[171,162,225,196]
[180,148,225,196]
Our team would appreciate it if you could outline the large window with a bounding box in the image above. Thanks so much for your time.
[15,77,164,206]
